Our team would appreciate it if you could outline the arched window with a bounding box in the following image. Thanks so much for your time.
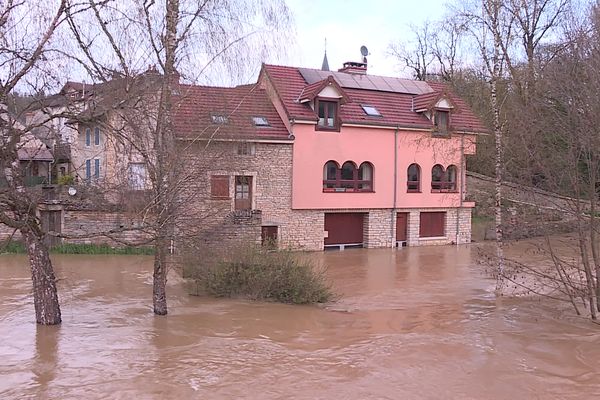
[340,161,357,188]
[446,165,457,191]
[358,162,373,191]
[322,161,374,192]
[407,163,421,192]
[431,164,445,190]
[323,161,339,189]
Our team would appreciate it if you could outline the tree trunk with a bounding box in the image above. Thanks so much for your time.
[489,0,505,295]
[492,77,505,294]
[153,237,168,315]
[22,229,61,325]
[150,0,179,316]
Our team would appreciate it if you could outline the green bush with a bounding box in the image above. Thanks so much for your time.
[185,244,335,304]
[57,174,75,185]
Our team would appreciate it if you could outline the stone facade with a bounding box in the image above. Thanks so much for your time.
[403,207,472,247]
[364,209,394,248]
[180,141,325,251]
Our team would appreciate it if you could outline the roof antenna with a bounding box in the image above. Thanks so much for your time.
[321,38,330,71]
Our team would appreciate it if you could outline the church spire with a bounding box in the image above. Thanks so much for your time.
[321,38,329,71]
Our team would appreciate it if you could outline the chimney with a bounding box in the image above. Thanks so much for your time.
[338,60,367,75]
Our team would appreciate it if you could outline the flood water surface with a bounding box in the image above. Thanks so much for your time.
[1,246,599,399]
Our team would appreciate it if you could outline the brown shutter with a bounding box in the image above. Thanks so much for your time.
[419,212,446,237]
[211,175,230,199]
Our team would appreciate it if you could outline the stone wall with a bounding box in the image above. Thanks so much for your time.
[183,209,262,249]
[364,209,394,248]
[61,210,151,245]
[180,141,324,251]
[403,207,472,247]
[0,207,151,247]
[467,171,578,239]
[0,217,18,241]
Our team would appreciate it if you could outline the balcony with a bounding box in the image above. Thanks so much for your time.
[54,143,72,162]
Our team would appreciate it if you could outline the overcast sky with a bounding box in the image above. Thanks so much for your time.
[279,0,448,78]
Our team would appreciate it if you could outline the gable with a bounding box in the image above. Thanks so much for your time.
[318,85,343,99]
[435,97,453,109]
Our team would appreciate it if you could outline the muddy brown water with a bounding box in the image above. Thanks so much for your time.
[1,245,599,399]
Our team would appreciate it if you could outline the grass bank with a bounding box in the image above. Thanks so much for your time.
[0,241,154,255]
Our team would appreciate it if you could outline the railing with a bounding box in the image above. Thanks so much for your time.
[0,176,47,187]
[24,176,48,187]
[431,181,457,192]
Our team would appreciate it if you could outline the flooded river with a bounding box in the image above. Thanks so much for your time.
[1,245,599,399]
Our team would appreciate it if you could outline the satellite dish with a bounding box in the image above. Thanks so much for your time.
[360,45,369,57]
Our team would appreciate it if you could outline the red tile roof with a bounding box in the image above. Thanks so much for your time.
[173,83,289,140]
[297,76,349,104]
[412,91,442,112]
[262,64,488,133]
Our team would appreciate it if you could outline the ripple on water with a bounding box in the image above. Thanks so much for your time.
[2,249,600,399]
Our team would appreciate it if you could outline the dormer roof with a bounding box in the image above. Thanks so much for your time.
[413,91,456,113]
[296,75,349,104]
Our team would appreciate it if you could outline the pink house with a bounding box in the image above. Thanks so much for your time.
[13,60,485,251]
[253,61,485,249]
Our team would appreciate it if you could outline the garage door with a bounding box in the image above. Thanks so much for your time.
[324,213,364,246]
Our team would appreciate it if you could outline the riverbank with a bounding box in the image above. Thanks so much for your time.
[0,241,154,255]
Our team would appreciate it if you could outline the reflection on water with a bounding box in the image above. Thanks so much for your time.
[1,246,599,399]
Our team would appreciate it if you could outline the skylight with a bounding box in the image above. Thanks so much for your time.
[252,116,270,126]
[361,105,382,117]
[211,114,228,124]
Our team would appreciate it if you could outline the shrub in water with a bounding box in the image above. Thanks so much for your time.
[185,244,334,304]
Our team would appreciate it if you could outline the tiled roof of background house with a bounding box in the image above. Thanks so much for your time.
[262,64,488,133]
[173,83,289,141]
[17,147,53,161]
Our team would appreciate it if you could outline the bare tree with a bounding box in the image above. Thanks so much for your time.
[64,0,291,315]
[504,0,571,103]
[389,22,436,80]
[389,18,466,81]
[0,0,67,325]
[512,5,600,319]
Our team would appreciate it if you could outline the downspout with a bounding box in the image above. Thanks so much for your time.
[456,132,465,246]
[391,126,399,247]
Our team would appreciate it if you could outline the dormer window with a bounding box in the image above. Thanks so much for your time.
[252,116,269,127]
[211,114,228,124]
[434,110,449,135]
[316,99,339,131]
[361,105,381,117]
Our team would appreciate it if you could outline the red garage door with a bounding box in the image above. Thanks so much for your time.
[324,213,364,246]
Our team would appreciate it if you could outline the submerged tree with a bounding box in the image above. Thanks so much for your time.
[0,0,67,325]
